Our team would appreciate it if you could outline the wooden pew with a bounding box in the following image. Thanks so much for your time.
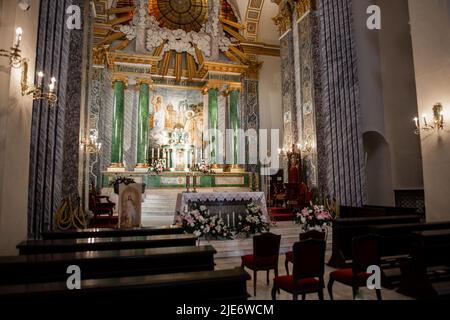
[17,234,197,255]
[0,267,251,303]
[340,205,417,218]
[369,221,450,259]
[41,226,183,240]
[398,229,450,299]
[329,213,421,268]
[0,245,216,285]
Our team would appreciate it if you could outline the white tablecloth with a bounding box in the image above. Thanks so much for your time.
[175,192,269,223]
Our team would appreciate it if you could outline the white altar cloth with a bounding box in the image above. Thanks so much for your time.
[175,192,269,222]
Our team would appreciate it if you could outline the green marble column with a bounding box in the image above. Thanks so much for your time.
[230,90,240,165]
[208,88,219,163]
[137,82,150,166]
[111,80,125,166]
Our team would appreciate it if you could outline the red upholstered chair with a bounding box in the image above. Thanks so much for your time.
[285,230,326,275]
[241,232,281,296]
[272,239,326,300]
[88,191,115,220]
[328,234,382,300]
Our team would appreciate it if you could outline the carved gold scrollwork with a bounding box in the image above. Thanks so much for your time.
[295,0,312,19]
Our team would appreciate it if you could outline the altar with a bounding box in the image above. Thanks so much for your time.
[175,192,268,229]
[102,172,253,189]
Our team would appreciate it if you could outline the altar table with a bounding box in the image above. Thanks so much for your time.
[175,192,268,228]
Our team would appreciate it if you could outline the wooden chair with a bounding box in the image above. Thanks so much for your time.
[241,232,281,296]
[285,230,326,275]
[88,191,115,219]
[328,234,382,300]
[272,239,326,300]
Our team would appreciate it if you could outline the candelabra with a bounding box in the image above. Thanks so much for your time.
[81,130,102,154]
[413,103,445,135]
[21,61,58,105]
[0,27,24,68]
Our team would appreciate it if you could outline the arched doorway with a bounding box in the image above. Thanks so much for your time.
[363,131,394,206]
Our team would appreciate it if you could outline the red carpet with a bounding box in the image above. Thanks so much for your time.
[88,215,119,228]
[270,208,296,221]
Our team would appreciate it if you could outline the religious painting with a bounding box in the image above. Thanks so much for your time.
[149,87,204,149]
[118,184,142,229]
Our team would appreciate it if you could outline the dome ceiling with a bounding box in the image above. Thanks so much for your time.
[149,0,208,32]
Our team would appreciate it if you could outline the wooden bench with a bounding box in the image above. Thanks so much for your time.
[17,234,197,255]
[398,229,450,299]
[369,221,450,258]
[340,205,417,219]
[41,226,183,240]
[0,267,251,303]
[0,245,216,285]
[329,214,421,268]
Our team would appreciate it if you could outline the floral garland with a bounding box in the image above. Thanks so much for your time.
[176,202,233,239]
[295,205,334,231]
[236,202,270,237]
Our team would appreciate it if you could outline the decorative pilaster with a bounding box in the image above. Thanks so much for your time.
[208,87,219,164]
[110,79,126,168]
[27,0,87,239]
[136,80,150,167]
[229,88,241,167]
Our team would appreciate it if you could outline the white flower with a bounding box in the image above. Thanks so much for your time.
[194,230,201,237]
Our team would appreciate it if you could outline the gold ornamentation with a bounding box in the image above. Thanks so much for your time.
[272,2,293,36]
[295,0,312,19]
[92,45,109,66]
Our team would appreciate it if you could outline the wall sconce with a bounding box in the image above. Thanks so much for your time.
[413,103,445,135]
[81,130,102,154]
[21,60,58,105]
[0,27,24,68]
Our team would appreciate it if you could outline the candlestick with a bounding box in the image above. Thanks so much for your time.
[37,71,44,88]
[15,27,22,48]
[227,214,230,227]
[413,117,419,129]
[232,212,235,227]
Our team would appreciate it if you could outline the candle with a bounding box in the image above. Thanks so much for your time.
[37,71,44,87]
[232,212,235,227]
[413,117,419,129]
[423,114,428,126]
[15,27,22,47]
[227,214,230,227]
[49,77,56,93]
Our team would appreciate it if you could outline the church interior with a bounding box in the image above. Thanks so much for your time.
[1,0,450,306]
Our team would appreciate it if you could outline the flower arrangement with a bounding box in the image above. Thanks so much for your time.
[148,159,165,175]
[109,175,135,187]
[176,202,233,240]
[236,201,270,237]
[192,160,214,174]
[295,205,335,231]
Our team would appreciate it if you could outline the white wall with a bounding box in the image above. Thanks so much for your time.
[409,0,450,222]
[352,0,423,205]
[0,1,39,255]
[258,55,283,181]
